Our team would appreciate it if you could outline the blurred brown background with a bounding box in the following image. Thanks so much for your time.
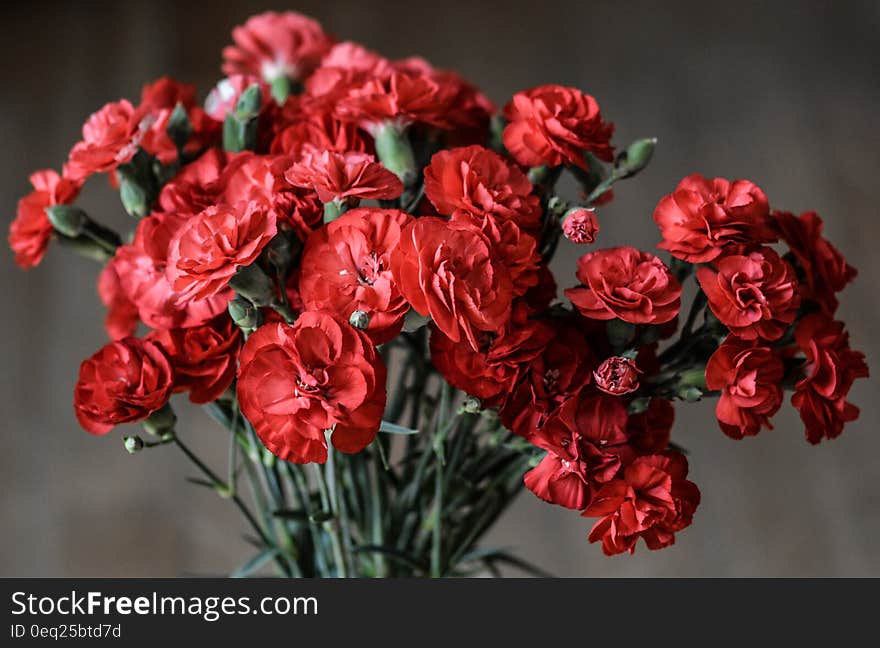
[1,0,878,577]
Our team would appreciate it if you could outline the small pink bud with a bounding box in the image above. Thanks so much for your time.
[562,207,599,244]
[593,356,640,395]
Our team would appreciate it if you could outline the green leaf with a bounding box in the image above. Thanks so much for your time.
[231,548,280,578]
[379,420,419,435]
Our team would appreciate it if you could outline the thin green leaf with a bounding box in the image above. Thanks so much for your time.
[231,548,280,578]
[379,420,419,435]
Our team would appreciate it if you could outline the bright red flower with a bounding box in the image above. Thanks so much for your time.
[97,262,139,340]
[562,207,600,244]
[159,148,233,213]
[430,318,553,406]
[236,313,387,464]
[696,246,799,341]
[705,336,784,439]
[166,201,277,302]
[284,148,403,204]
[74,337,173,435]
[502,85,614,170]
[270,108,368,157]
[65,100,141,182]
[390,216,514,349]
[222,11,334,83]
[565,246,682,324]
[653,174,774,263]
[791,314,868,444]
[773,210,857,316]
[594,356,641,396]
[299,207,413,344]
[423,145,540,229]
[626,398,674,453]
[524,395,631,510]
[500,320,594,438]
[8,170,81,268]
[147,315,242,404]
[583,452,699,555]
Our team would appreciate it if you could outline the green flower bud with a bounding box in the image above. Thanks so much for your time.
[678,386,703,402]
[46,205,89,237]
[235,84,263,119]
[349,310,370,330]
[228,295,260,330]
[373,122,417,188]
[459,396,482,414]
[166,102,193,150]
[142,403,176,436]
[616,137,657,179]
[124,435,144,454]
[228,263,276,307]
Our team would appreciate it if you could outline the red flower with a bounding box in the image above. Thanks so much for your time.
[8,170,81,268]
[565,246,682,324]
[524,395,631,510]
[109,213,231,331]
[653,174,774,263]
[791,314,868,444]
[236,313,387,464]
[697,246,799,341]
[299,207,413,344]
[159,149,233,214]
[74,337,173,435]
[98,262,139,340]
[166,201,277,302]
[626,398,674,453]
[562,207,600,244]
[430,318,553,406]
[705,336,784,439]
[147,316,242,404]
[583,452,700,555]
[390,216,514,349]
[773,210,857,316]
[284,148,403,204]
[594,356,641,395]
[222,11,334,83]
[65,100,141,182]
[423,145,540,229]
[502,85,614,170]
[500,320,594,438]
[271,108,368,157]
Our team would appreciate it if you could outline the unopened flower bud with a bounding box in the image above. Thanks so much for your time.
[616,137,657,179]
[228,295,260,329]
[166,102,193,150]
[562,207,600,244]
[142,403,176,436]
[228,263,276,306]
[460,396,482,414]
[349,310,370,330]
[678,386,703,402]
[46,205,89,237]
[373,122,417,189]
[234,84,263,120]
[594,356,641,396]
[124,435,144,454]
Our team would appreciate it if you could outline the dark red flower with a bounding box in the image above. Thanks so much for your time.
[565,246,682,324]
[593,356,641,395]
[74,337,173,435]
[236,313,387,464]
[791,314,868,444]
[390,216,514,349]
[502,85,614,170]
[583,452,699,555]
[284,148,403,204]
[222,11,334,83]
[423,145,540,229]
[299,207,413,344]
[697,245,799,341]
[8,170,81,268]
[626,398,674,454]
[705,336,784,439]
[653,174,774,263]
[773,210,857,316]
[562,208,600,245]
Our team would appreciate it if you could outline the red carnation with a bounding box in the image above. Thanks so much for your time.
[791,314,868,444]
[524,395,631,510]
[773,210,857,316]
[8,170,81,268]
[390,216,514,349]
[696,245,799,341]
[583,452,699,555]
[423,145,540,229]
[236,313,387,464]
[65,100,141,182]
[97,262,139,340]
[562,208,600,245]
[159,149,233,214]
[74,338,173,435]
[271,108,368,157]
[222,11,334,83]
[166,201,277,302]
[299,207,413,344]
[284,148,403,204]
[502,85,614,170]
[500,321,594,438]
[147,316,242,404]
[626,398,674,454]
[705,336,784,439]
[565,246,682,324]
[653,174,774,263]
[594,356,641,396]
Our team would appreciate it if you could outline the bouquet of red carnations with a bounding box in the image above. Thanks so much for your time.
[8,10,868,577]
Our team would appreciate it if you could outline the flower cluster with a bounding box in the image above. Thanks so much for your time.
[9,10,867,562]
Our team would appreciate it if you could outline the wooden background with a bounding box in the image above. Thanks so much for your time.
[1,0,877,577]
